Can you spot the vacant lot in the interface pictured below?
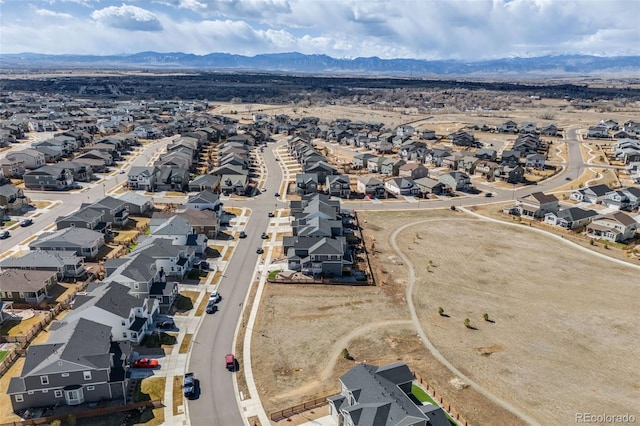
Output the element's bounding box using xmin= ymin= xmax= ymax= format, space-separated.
xmin=367 ymin=209 xmax=640 ymax=425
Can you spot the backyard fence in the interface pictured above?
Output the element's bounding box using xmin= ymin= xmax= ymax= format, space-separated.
xmin=269 ymin=396 xmax=329 ymax=422
xmin=0 ymin=400 xmax=162 ymax=426
xmin=412 ymin=371 xmax=471 ymax=426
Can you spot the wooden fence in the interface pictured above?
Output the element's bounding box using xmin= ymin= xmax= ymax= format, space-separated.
xmin=0 ymin=278 xmax=93 ymax=377
xmin=412 ymin=371 xmax=471 ymax=426
xmin=269 ymin=396 xmax=329 ymax=422
xmin=1 ymin=400 xmax=163 ymax=426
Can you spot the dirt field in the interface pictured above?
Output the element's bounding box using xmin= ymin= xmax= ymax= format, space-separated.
xmin=364 ymin=209 xmax=640 ymax=425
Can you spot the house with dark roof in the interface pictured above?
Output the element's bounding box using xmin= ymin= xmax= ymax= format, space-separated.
xmin=385 ymin=177 xmax=418 ymax=196
xmin=60 ymin=282 xmax=159 ymax=344
xmin=0 ymin=184 xmax=29 ymax=213
xmin=328 ymin=362 xmax=450 ymax=426
xmin=438 ymin=171 xmax=471 ymax=192
xmin=296 ymin=173 xmax=320 ymax=195
xmin=284 ymin=236 xmax=350 ymax=277
xmin=586 ymin=211 xmax=638 ymax=242
xmin=29 ymin=228 xmax=105 ymax=259
xmin=515 ymin=192 xmax=559 ymax=218
xmin=56 ymin=206 xmax=109 ymax=234
xmin=82 ymin=196 xmax=129 ymax=228
xmin=7 ymin=318 xmax=130 ymax=412
xmin=356 ymin=177 xmax=384 ymax=198
xmin=0 ymin=269 xmax=58 ymax=305
xmin=185 ymin=190 xmax=221 ymax=212
xmin=0 ymin=250 xmax=86 ymax=281
xmin=570 ymin=184 xmax=612 ymax=204
xmin=326 ymin=175 xmax=351 ymax=198
xmin=116 ymin=192 xmax=154 ymax=216
xmin=414 ymin=177 xmax=447 ymax=197
xmin=187 ymin=174 xmax=221 ymax=193
xmin=127 ymin=166 xmax=157 ymax=191
xmin=544 ymin=207 xmax=598 ymax=230
xmin=23 ymin=166 xmax=75 ymax=191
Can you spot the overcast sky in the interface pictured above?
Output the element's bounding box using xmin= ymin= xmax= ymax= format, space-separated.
xmin=1 ymin=0 xmax=638 ymax=60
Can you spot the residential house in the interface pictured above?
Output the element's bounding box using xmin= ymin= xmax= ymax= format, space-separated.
xmin=116 ymin=192 xmax=154 ymax=216
xmin=398 ymin=163 xmax=429 ymax=180
xmin=526 ymin=153 xmax=546 ymax=169
xmin=185 ymin=190 xmax=221 ymax=212
xmin=219 ymin=174 xmax=249 ymax=195
xmin=127 ymin=166 xmax=157 ymax=191
xmin=519 ymin=122 xmax=537 ymax=134
xmin=352 ymin=153 xmax=377 ymax=169
xmin=30 ymin=228 xmax=105 ymax=259
xmin=356 ymin=177 xmax=385 ymax=198
xmin=475 ymin=161 xmax=502 ymax=181
xmin=448 ymin=131 xmax=479 ymax=147
xmin=602 ymin=189 xmax=630 ymax=210
xmin=155 ymin=167 xmax=190 ymax=192
xmin=540 ymin=124 xmax=560 ymax=136
xmin=0 ymin=184 xmax=29 ymax=213
xmin=544 ymin=207 xmax=598 ymax=230
xmin=500 ymin=150 xmax=521 ymax=167
xmin=458 ymin=155 xmax=480 ymax=174
xmin=56 ymin=206 xmax=109 ymax=234
xmin=33 ymin=146 xmax=63 ymax=163
xmin=23 ymin=166 xmax=74 ymax=190
xmin=414 ymin=177 xmax=447 ymax=197
xmin=284 ymin=236 xmax=350 ymax=277
xmin=396 ymin=125 xmax=415 ymax=137
xmin=0 ymin=250 xmax=86 ymax=281
xmin=475 ymin=148 xmax=497 ymax=161
xmin=149 ymin=215 xmax=208 ymax=254
xmin=499 ymin=164 xmax=525 ymax=184
xmin=328 ymin=362 xmax=450 ymax=426
xmin=326 ymin=175 xmax=351 ymax=198
xmin=187 ymin=174 xmax=220 ymax=193
xmin=0 ymin=156 xmax=27 ymax=178
xmin=49 ymin=161 xmax=92 ymax=182
xmin=84 ymin=196 xmax=129 ymax=228
xmin=620 ymin=187 xmax=640 ymax=210
xmin=294 ymin=173 xmax=319 ymax=195
xmin=380 ymin=159 xmax=405 ymax=176
xmin=7 ymin=318 xmax=130 ymax=412
xmin=419 ymin=129 xmax=437 ymax=140
xmin=61 ymin=282 xmax=159 ymax=344
xmin=0 ymin=269 xmax=58 ymax=305
xmin=586 ymin=125 xmax=610 ymax=139
xmin=586 ymin=211 xmax=637 ymax=242
xmin=304 ymin=161 xmax=338 ymax=183
xmin=384 ymin=177 xmax=418 ymax=196
xmin=570 ymin=184 xmax=612 ymax=204
xmin=153 ymin=210 xmax=219 ymax=239
xmin=515 ymin=192 xmax=559 ymax=218
xmin=498 ymin=120 xmax=518 ymax=133
xmin=5 ymin=149 xmax=45 ymax=170
xmin=439 ymin=171 xmax=472 ymax=192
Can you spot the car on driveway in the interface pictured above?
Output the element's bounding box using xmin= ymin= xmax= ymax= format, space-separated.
xmin=183 ymin=373 xmax=195 ymax=398
xmin=274 ymin=192 xmax=280 ymax=197
xmin=156 ymin=319 xmax=175 ymax=329
xmin=193 ymin=260 xmax=210 ymax=270
xmin=256 ymin=247 xmax=264 ymax=254
xmin=133 ymin=358 xmax=159 ymax=368
xmin=19 ymin=218 xmax=33 ymax=227
xmin=0 ymin=230 xmax=10 ymax=239
xmin=225 ymin=354 xmax=237 ymax=371
xmin=261 ymin=232 xmax=268 ymax=239
xmin=208 ymin=291 xmax=221 ymax=303
xmin=268 ymin=212 xmax=275 ymax=218
xmin=239 ymin=231 xmax=247 ymax=238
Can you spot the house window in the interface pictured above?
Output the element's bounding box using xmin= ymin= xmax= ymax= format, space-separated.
xmin=19 ymin=292 xmax=25 ymax=299
xmin=40 ymin=376 xmax=49 ymax=385
xmin=87 ymin=386 xmax=95 ymax=391
xmin=15 ymin=395 xmax=23 ymax=402
xmin=123 ymin=332 xmax=127 ymax=338
xmin=83 ymin=371 xmax=92 ymax=380
xmin=54 ymin=390 xmax=63 ymax=398
xmin=121 ymin=320 xmax=126 ymax=326
xmin=61 ymin=373 xmax=69 ymax=378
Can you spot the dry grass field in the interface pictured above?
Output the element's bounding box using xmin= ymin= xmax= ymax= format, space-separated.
xmin=252 ymin=206 xmax=639 ymax=425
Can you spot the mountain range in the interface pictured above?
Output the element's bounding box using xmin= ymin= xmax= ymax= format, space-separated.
xmin=1 ymin=52 xmax=639 ymax=77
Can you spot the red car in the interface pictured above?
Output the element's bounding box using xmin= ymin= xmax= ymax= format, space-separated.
xmin=133 ymin=358 xmax=159 ymax=368
xmin=225 ymin=354 xmax=237 ymax=371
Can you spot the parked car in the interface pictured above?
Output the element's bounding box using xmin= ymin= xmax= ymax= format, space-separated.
xmin=0 ymin=230 xmax=10 ymax=239
xmin=268 ymin=212 xmax=275 ymax=218
xmin=485 ymin=192 xmax=493 ymax=197
xmin=183 ymin=373 xmax=195 ymax=398
xmin=19 ymin=218 xmax=33 ymax=227
xmin=193 ymin=260 xmax=210 ymax=270
xmin=156 ymin=319 xmax=175 ymax=329
xmin=239 ymin=231 xmax=247 ymax=238
xmin=225 ymin=354 xmax=237 ymax=371
xmin=261 ymin=232 xmax=268 ymax=239
xmin=256 ymin=247 xmax=264 ymax=254
xmin=206 ymin=302 xmax=218 ymax=314
xmin=274 ymin=192 xmax=280 ymax=197
xmin=133 ymin=358 xmax=159 ymax=368
xmin=208 ymin=291 xmax=221 ymax=303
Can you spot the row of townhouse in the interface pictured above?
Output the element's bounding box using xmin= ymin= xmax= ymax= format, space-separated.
xmin=586 ymin=119 xmax=640 ymax=139
xmin=513 ymin=191 xmax=639 ymax=243
xmin=283 ymin=194 xmax=353 ymax=278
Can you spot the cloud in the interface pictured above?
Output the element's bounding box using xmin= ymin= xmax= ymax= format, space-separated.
xmin=91 ymin=4 xmax=164 ymax=31
xmin=34 ymin=8 xmax=73 ymax=18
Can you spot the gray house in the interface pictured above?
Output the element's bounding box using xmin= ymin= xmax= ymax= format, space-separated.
xmin=544 ymin=207 xmax=598 ymax=230
xmin=284 ymin=236 xmax=350 ymax=277
xmin=296 ymin=173 xmax=320 ymax=195
xmin=30 ymin=228 xmax=106 ymax=259
xmin=0 ymin=250 xmax=87 ymax=281
xmin=7 ymin=318 xmax=130 ymax=412
xmin=516 ymin=192 xmax=559 ymax=218
xmin=84 ymin=196 xmax=130 ymax=228
xmin=326 ymin=175 xmax=351 ymax=198
xmin=56 ymin=206 xmax=108 ymax=233
xmin=23 ymin=166 xmax=75 ymax=190
xmin=439 ymin=171 xmax=472 ymax=192
xmin=328 ymin=362 xmax=450 ymax=426
xmin=117 ymin=192 xmax=154 ymax=216
xmin=0 ymin=269 xmax=58 ymax=305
